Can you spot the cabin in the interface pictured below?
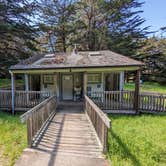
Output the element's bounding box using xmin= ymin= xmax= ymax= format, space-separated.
xmin=8 ymin=50 xmax=143 ymax=113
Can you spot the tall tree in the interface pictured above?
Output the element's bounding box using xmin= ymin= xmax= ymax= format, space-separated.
xmin=137 ymin=37 xmax=166 ymax=84
xmin=106 ymin=0 xmax=149 ymax=56
xmin=38 ymin=0 xmax=77 ymax=52
xmin=75 ymin=0 xmax=148 ymax=53
xmin=0 ymin=0 xmax=38 ymax=77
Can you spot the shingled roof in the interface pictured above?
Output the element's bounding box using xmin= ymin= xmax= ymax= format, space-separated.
xmin=10 ymin=50 xmax=143 ymax=70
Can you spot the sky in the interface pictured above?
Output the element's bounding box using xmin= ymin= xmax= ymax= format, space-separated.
xmin=140 ymin=0 xmax=166 ymax=35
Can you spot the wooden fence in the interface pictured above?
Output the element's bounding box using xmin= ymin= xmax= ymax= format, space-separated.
xmin=20 ymin=96 xmax=57 ymax=147
xmin=140 ymin=92 xmax=166 ymax=112
xmin=85 ymin=95 xmax=111 ymax=152
xmin=87 ymin=91 xmax=166 ymax=113
xmin=0 ymin=90 xmax=55 ymax=111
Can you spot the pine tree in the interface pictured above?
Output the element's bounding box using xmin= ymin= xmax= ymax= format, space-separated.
xmin=0 ymin=0 xmax=38 ymax=77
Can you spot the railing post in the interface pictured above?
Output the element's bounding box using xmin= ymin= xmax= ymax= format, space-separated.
xmin=11 ymin=72 xmax=15 ymax=115
xmin=134 ymin=70 xmax=140 ymax=114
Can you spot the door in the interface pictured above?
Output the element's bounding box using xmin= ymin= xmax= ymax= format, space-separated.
xmin=62 ymin=74 xmax=73 ymax=100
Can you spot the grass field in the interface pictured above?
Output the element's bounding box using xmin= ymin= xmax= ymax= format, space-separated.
xmin=0 ymin=79 xmax=24 ymax=89
xmin=0 ymin=112 xmax=26 ymax=166
xmin=108 ymin=114 xmax=166 ymax=166
xmin=124 ymin=82 xmax=166 ymax=94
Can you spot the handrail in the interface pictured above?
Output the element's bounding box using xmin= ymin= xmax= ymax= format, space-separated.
xmin=85 ymin=95 xmax=110 ymax=128
xmin=20 ymin=95 xmax=56 ymax=123
xmin=20 ymin=95 xmax=57 ymax=147
xmin=85 ymin=95 xmax=111 ymax=152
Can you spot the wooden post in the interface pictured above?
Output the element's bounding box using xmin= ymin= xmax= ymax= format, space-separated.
xmin=134 ymin=70 xmax=140 ymax=114
xmin=25 ymin=74 xmax=29 ymax=103
xmin=119 ymin=72 xmax=124 ymax=105
xmin=119 ymin=72 xmax=124 ymax=91
xmin=11 ymin=72 xmax=15 ymax=115
xmin=25 ymin=74 xmax=29 ymax=91
xmin=83 ymin=72 xmax=87 ymax=95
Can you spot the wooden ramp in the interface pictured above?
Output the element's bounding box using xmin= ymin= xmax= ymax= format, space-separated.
xmin=15 ymin=103 xmax=109 ymax=166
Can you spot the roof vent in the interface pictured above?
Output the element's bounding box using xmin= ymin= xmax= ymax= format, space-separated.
xmin=89 ymin=52 xmax=101 ymax=56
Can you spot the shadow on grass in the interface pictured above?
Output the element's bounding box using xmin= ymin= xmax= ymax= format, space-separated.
xmin=109 ymin=130 xmax=141 ymax=166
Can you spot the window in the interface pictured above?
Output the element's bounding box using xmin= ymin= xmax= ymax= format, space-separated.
xmin=43 ymin=75 xmax=54 ymax=84
xmin=87 ymin=73 xmax=101 ymax=84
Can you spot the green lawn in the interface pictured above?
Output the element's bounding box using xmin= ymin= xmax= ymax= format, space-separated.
xmin=0 ymin=79 xmax=24 ymax=89
xmin=108 ymin=114 xmax=166 ymax=166
xmin=0 ymin=112 xmax=26 ymax=166
xmin=124 ymin=82 xmax=166 ymax=94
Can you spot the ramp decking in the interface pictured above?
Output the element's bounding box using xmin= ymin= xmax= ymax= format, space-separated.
xmin=15 ymin=103 xmax=109 ymax=166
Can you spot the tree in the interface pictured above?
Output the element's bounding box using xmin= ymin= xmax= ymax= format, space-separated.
xmin=137 ymin=37 xmax=166 ymax=84
xmin=0 ymin=0 xmax=38 ymax=77
xmin=38 ymin=0 xmax=77 ymax=52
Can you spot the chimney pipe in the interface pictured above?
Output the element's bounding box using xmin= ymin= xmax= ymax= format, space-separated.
xmin=73 ymin=44 xmax=78 ymax=54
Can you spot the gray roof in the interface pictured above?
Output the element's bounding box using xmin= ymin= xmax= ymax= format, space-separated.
xmin=10 ymin=50 xmax=143 ymax=70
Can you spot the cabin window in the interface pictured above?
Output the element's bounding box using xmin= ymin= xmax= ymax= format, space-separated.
xmin=87 ymin=73 xmax=101 ymax=84
xmin=43 ymin=75 xmax=54 ymax=84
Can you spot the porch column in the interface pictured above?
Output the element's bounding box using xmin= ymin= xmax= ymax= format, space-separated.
xmin=119 ymin=72 xmax=124 ymax=105
xmin=134 ymin=69 xmax=140 ymax=114
xmin=83 ymin=72 xmax=87 ymax=95
xmin=25 ymin=74 xmax=29 ymax=102
xmin=25 ymin=74 xmax=29 ymax=91
xmin=119 ymin=72 xmax=124 ymax=91
xmin=11 ymin=72 xmax=15 ymax=115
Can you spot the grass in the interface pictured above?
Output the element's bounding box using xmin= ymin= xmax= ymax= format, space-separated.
xmin=124 ymin=82 xmax=166 ymax=94
xmin=107 ymin=114 xmax=166 ymax=166
xmin=0 ymin=78 xmax=24 ymax=89
xmin=0 ymin=112 xmax=26 ymax=166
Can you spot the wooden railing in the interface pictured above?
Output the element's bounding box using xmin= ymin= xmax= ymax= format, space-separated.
xmin=87 ymin=91 xmax=166 ymax=113
xmin=20 ymin=96 xmax=57 ymax=147
xmin=140 ymin=92 xmax=166 ymax=112
xmin=85 ymin=95 xmax=111 ymax=152
xmin=0 ymin=90 xmax=12 ymax=108
xmin=0 ymin=90 xmax=55 ymax=111
xmin=88 ymin=91 xmax=135 ymax=111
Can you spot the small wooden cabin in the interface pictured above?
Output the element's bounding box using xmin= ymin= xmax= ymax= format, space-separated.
xmin=9 ymin=50 xmax=143 ymax=111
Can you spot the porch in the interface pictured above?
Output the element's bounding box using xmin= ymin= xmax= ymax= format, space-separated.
xmin=5 ymin=67 xmax=142 ymax=113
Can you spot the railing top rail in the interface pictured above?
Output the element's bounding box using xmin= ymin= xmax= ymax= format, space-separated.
xmin=140 ymin=91 xmax=166 ymax=96
xmin=20 ymin=95 xmax=56 ymax=123
xmin=85 ymin=95 xmax=111 ymax=128
xmin=88 ymin=90 xmax=166 ymax=96
xmin=0 ymin=90 xmax=12 ymax=92
xmin=0 ymin=90 xmax=55 ymax=93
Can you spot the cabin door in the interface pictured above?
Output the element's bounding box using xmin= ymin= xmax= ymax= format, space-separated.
xmin=62 ymin=74 xmax=73 ymax=100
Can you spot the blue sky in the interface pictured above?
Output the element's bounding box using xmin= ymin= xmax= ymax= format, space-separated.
xmin=141 ymin=0 xmax=166 ymax=35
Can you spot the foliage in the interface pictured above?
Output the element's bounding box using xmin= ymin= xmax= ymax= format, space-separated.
xmin=124 ymin=81 xmax=166 ymax=94
xmin=108 ymin=114 xmax=166 ymax=166
xmin=0 ymin=78 xmax=24 ymax=89
xmin=0 ymin=0 xmax=38 ymax=77
xmin=136 ymin=37 xmax=166 ymax=84
xmin=38 ymin=0 xmax=148 ymax=53
xmin=0 ymin=112 xmax=26 ymax=166
xmin=38 ymin=0 xmax=77 ymax=52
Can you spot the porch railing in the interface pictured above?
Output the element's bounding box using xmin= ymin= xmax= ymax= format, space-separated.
xmin=140 ymin=92 xmax=166 ymax=112
xmin=20 ymin=95 xmax=57 ymax=147
xmin=85 ymin=95 xmax=111 ymax=152
xmin=87 ymin=91 xmax=166 ymax=113
xmin=0 ymin=90 xmax=55 ymax=111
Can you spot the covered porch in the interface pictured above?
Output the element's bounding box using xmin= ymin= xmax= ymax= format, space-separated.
xmin=3 ymin=66 xmax=141 ymax=113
